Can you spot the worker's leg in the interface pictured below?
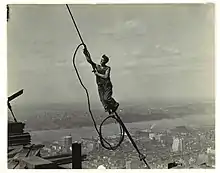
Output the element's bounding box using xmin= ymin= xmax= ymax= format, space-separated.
xmin=103 ymin=83 xmax=119 ymax=113
xmin=98 ymin=85 xmax=108 ymax=112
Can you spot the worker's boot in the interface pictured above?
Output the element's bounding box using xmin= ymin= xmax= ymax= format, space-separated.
xmin=111 ymin=102 xmax=119 ymax=113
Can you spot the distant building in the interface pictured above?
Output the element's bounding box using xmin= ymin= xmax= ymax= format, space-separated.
xmin=207 ymin=147 xmax=215 ymax=155
xmin=155 ymin=134 xmax=162 ymax=142
xmin=96 ymin=140 xmax=101 ymax=150
xmin=199 ymin=134 xmax=206 ymax=148
xmin=179 ymin=138 xmax=184 ymax=152
xmin=161 ymin=135 xmax=173 ymax=148
xmin=86 ymin=143 xmax=94 ymax=153
xmin=126 ymin=161 xmax=132 ymax=169
xmin=149 ymin=132 xmax=155 ymax=140
xmin=137 ymin=130 xmax=150 ymax=138
xmin=125 ymin=160 xmax=140 ymax=169
xmin=171 ymin=136 xmax=185 ymax=153
xmin=206 ymin=148 xmax=215 ymax=166
xmin=97 ymin=165 xmax=106 ymax=169
xmin=196 ymin=153 xmax=209 ymax=165
xmin=172 ymin=137 xmax=179 ymax=152
xmin=188 ymin=157 xmax=195 ymax=166
xmin=63 ymin=134 xmax=72 ymax=153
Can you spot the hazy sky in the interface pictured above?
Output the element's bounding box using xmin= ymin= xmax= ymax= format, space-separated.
xmin=7 ymin=4 xmax=214 ymax=107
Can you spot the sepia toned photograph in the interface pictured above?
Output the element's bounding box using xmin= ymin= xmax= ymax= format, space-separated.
xmin=7 ymin=3 xmax=215 ymax=169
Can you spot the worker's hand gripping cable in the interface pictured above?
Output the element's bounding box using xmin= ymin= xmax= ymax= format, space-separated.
xmin=82 ymin=45 xmax=96 ymax=73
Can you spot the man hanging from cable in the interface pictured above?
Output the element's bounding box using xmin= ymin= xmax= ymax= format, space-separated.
xmin=83 ymin=46 xmax=119 ymax=114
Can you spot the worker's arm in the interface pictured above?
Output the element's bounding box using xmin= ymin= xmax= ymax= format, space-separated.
xmin=95 ymin=67 xmax=110 ymax=79
xmin=83 ymin=47 xmax=97 ymax=69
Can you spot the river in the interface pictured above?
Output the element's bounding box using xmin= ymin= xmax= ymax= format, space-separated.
xmin=30 ymin=113 xmax=214 ymax=144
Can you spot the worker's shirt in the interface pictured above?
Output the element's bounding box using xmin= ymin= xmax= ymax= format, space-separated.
xmin=95 ymin=64 xmax=112 ymax=86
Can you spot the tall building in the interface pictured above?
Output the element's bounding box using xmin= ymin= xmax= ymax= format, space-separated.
xmin=179 ymin=138 xmax=184 ymax=152
xmin=199 ymin=134 xmax=206 ymax=149
xmin=63 ymin=134 xmax=72 ymax=153
xmin=172 ymin=137 xmax=179 ymax=152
